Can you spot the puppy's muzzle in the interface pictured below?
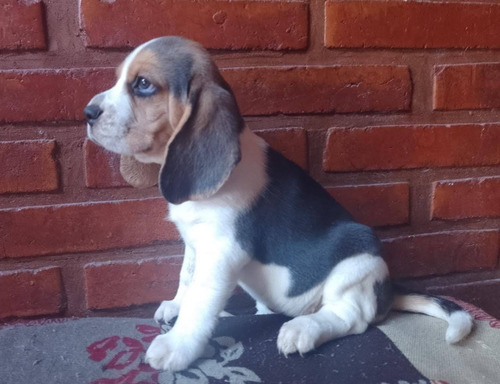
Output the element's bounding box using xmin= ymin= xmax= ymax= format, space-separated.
xmin=84 ymin=104 xmax=103 ymax=126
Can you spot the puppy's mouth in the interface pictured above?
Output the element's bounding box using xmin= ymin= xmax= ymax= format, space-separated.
xmin=88 ymin=125 xmax=154 ymax=157
xmin=86 ymin=124 xmax=99 ymax=144
xmin=87 ymin=128 xmax=127 ymax=154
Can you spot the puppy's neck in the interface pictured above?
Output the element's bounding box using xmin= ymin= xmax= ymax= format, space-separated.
xmin=215 ymin=126 xmax=268 ymax=200
xmin=171 ymin=126 xmax=268 ymax=210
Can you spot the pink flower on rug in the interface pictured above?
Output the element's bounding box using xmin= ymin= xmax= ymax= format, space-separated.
xmin=86 ymin=324 xmax=261 ymax=384
xmin=136 ymin=324 xmax=161 ymax=343
xmin=88 ymin=336 xmax=121 ymax=362
xmin=87 ymin=331 xmax=158 ymax=384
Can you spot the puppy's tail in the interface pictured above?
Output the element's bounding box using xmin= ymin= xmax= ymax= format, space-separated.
xmin=392 ymin=287 xmax=473 ymax=344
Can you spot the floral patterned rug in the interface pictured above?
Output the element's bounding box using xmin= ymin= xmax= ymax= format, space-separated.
xmin=1 ymin=300 xmax=499 ymax=384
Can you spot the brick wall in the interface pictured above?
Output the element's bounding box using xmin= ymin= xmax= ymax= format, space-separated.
xmin=0 ymin=0 xmax=499 ymax=320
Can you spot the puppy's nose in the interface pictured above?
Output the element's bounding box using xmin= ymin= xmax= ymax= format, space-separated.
xmin=84 ymin=105 xmax=103 ymax=125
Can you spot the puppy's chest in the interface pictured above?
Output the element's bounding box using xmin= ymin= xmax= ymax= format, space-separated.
xmin=169 ymin=202 xmax=240 ymax=248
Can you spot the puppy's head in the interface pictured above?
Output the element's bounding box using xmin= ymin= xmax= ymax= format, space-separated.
xmin=84 ymin=36 xmax=244 ymax=203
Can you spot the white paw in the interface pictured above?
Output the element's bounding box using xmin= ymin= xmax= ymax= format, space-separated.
xmin=145 ymin=332 xmax=205 ymax=372
xmin=277 ymin=317 xmax=320 ymax=356
xmin=154 ymin=300 xmax=180 ymax=324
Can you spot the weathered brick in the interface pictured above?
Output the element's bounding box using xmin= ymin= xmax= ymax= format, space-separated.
xmin=80 ymin=0 xmax=308 ymax=50
xmin=325 ymin=1 xmax=500 ymax=49
xmin=432 ymin=177 xmax=500 ymax=220
xmin=0 ymin=0 xmax=46 ymax=50
xmin=327 ymin=183 xmax=409 ymax=227
xmin=84 ymin=139 xmax=128 ymax=188
xmin=84 ymin=256 xmax=182 ymax=309
xmin=0 ymin=140 xmax=58 ymax=194
xmin=0 ymin=198 xmax=177 ymax=258
xmin=0 ymin=267 xmax=62 ymax=319
xmin=434 ymin=63 xmax=500 ymax=110
xmin=0 ymin=67 xmax=410 ymax=124
xmin=223 ymin=66 xmax=411 ymax=115
xmin=383 ymin=230 xmax=499 ymax=278
xmin=0 ymin=68 xmax=114 ymax=123
xmin=255 ymin=127 xmax=308 ymax=170
xmin=0 ymin=65 xmax=409 ymax=121
xmin=324 ymin=124 xmax=500 ymax=172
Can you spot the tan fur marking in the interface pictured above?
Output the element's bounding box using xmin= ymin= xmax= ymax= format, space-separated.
xmin=393 ymin=295 xmax=430 ymax=310
xmin=117 ymin=49 xmax=176 ymax=181
xmin=120 ymin=155 xmax=160 ymax=188
xmin=119 ymin=49 xmax=174 ymax=162
xmin=126 ymin=49 xmax=163 ymax=85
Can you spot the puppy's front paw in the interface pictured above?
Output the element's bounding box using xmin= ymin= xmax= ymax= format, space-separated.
xmin=145 ymin=332 xmax=204 ymax=372
xmin=154 ymin=300 xmax=180 ymax=324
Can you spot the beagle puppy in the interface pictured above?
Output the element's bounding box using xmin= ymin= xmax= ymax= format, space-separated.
xmin=84 ymin=36 xmax=473 ymax=372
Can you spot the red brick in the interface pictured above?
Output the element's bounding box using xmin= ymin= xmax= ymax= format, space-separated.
xmin=327 ymin=183 xmax=409 ymax=227
xmin=0 ymin=198 xmax=177 ymax=258
xmin=434 ymin=63 xmax=500 ymax=110
xmin=0 ymin=67 xmax=410 ymax=123
xmin=432 ymin=177 xmax=500 ymax=220
xmin=223 ymin=66 xmax=411 ymax=115
xmin=325 ymin=1 xmax=500 ymax=49
xmin=0 ymin=0 xmax=46 ymax=50
xmin=0 ymin=68 xmax=114 ymax=123
xmin=80 ymin=0 xmax=308 ymax=50
xmin=0 ymin=267 xmax=62 ymax=319
xmin=255 ymin=128 xmax=308 ymax=170
xmin=84 ymin=256 xmax=182 ymax=310
xmin=383 ymin=230 xmax=499 ymax=278
xmin=323 ymin=124 xmax=500 ymax=172
xmin=0 ymin=140 xmax=58 ymax=194
xmin=84 ymin=139 xmax=128 ymax=189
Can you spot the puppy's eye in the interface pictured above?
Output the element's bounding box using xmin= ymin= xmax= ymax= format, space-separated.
xmin=132 ymin=76 xmax=156 ymax=97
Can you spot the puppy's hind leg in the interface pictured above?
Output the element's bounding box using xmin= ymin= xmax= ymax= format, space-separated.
xmin=277 ymin=253 xmax=388 ymax=356
xmin=277 ymin=300 xmax=369 ymax=356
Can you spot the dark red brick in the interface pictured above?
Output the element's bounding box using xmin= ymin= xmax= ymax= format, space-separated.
xmin=0 ymin=140 xmax=58 ymax=194
xmin=0 ymin=68 xmax=114 ymax=123
xmin=0 ymin=267 xmax=62 ymax=319
xmin=256 ymin=128 xmax=308 ymax=170
xmin=325 ymin=1 xmax=500 ymax=49
xmin=0 ymin=0 xmax=46 ymax=50
xmin=223 ymin=66 xmax=411 ymax=115
xmin=0 ymin=198 xmax=177 ymax=258
xmin=432 ymin=177 xmax=500 ymax=220
xmin=324 ymin=124 xmax=500 ymax=172
xmin=84 ymin=139 xmax=128 ymax=189
xmin=327 ymin=183 xmax=409 ymax=227
xmin=84 ymin=256 xmax=182 ymax=310
xmin=434 ymin=63 xmax=500 ymax=110
xmin=80 ymin=0 xmax=308 ymax=50
xmin=383 ymin=230 xmax=499 ymax=278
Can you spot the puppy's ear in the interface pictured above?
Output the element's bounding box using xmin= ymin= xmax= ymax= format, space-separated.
xmin=159 ymin=75 xmax=244 ymax=204
xmin=120 ymin=155 xmax=160 ymax=188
